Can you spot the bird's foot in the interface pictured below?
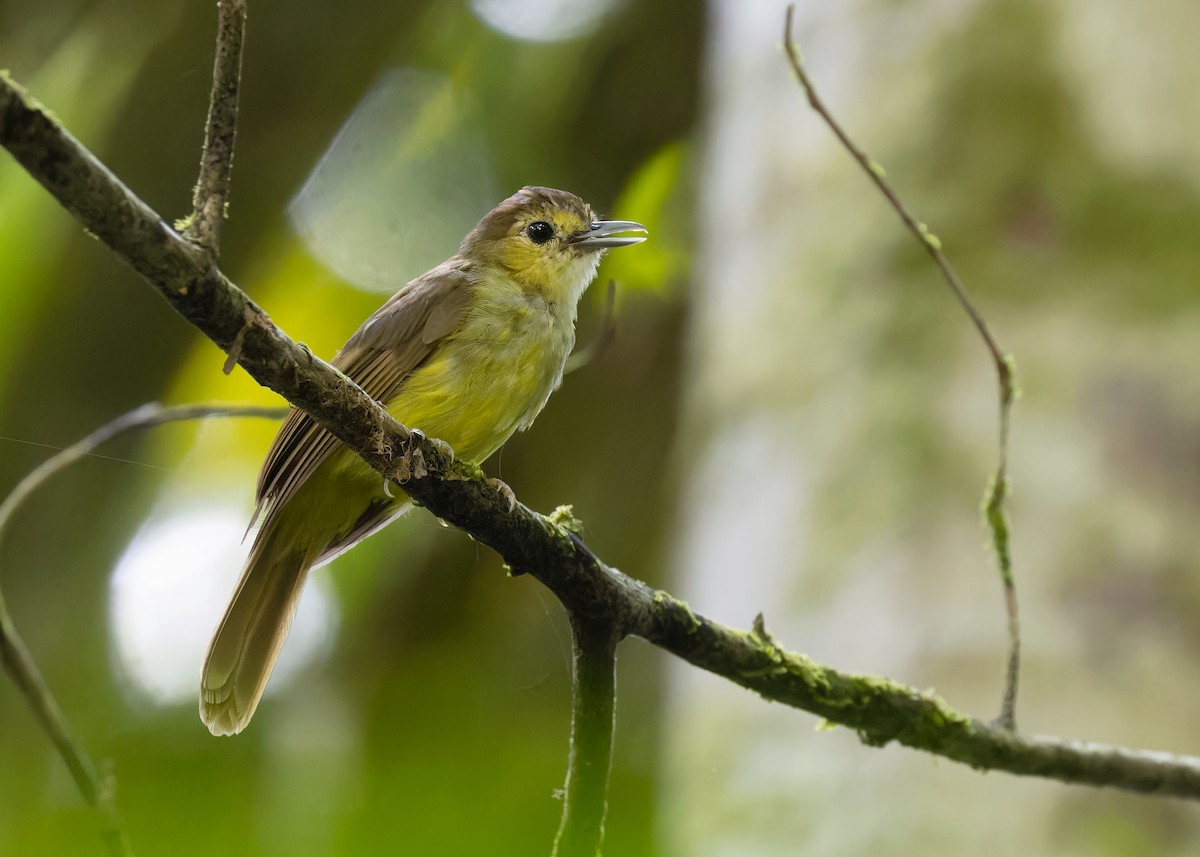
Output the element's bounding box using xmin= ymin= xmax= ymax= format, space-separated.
xmin=395 ymin=429 xmax=456 ymax=484
xmin=424 ymin=433 xmax=455 ymax=464
xmin=487 ymin=476 xmax=518 ymax=512
xmin=395 ymin=429 xmax=429 ymax=483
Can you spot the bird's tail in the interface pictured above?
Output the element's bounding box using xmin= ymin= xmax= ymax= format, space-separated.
xmin=200 ymin=519 xmax=314 ymax=736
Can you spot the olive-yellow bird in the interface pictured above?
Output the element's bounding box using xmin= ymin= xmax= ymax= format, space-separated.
xmin=201 ymin=186 xmax=646 ymax=735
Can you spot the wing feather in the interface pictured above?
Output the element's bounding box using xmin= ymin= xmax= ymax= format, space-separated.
xmin=252 ymin=262 xmax=473 ymax=522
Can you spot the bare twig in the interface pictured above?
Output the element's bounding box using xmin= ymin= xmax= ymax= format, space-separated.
xmin=782 ymin=5 xmax=1020 ymax=730
xmin=183 ymin=0 xmax=247 ymax=256
xmin=553 ymin=614 xmax=619 ymax=857
xmin=565 ymin=280 xmax=618 ymax=375
xmin=0 ymin=403 xmax=285 ymax=856
xmin=0 ymin=403 xmax=284 ymax=537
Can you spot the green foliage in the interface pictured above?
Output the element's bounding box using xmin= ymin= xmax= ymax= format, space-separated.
xmin=601 ymin=140 xmax=693 ymax=296
xmin=0 ymin=14 xmax=160 ymax=404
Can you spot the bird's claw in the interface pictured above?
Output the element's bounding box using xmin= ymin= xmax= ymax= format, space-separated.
xmin=395 ymin=429 xmax=429 ymax=483
xmin=392 ymin=428 xmax=457 ymax=489
xmin=487 ymin=477 xmax=517 ymax=512
xmin=425 ymin=434 xmax=455 ymax=463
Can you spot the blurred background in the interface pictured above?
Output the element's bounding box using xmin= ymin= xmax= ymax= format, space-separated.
xmin=1 ymin=0 xmax=1199 ymax=854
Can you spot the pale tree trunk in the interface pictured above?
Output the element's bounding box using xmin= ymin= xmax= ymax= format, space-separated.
xmin=664 ymin=0 xmax=1200 ymax=853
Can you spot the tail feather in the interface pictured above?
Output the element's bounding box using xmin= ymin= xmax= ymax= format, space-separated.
xmin=200 ymin=523 xmax=314 ymax=736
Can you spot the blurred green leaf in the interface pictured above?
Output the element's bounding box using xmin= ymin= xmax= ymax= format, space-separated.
xmin=599 ymin=140 xmax=692 ymax=298
xmin=0 ymin=5 xmax=175 ymax=402
xmin=289 ymin=69 xmax=498 ymax=293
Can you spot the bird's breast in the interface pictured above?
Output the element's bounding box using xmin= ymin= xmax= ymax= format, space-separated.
xmin=385 ymin=285 xmax=576 ymax=463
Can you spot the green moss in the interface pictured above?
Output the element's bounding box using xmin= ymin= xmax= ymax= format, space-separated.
xmin=793 ymin=656 xmax=836 ymax=696
xmin=449 ymin=459 xmax=484 ymax=482
xmin=651 ymin=590 xmax=701 ymax=634
xmin=744 ymin=618 xmax=790 ymax=679
xmin=547 ymin=504 xmax=584 ymax=536
xmin=848 ymin=680 xmax=974 ymax=751
xmin=917 ymin=221 xmax=942 ymax=251
xmin=1002 ymin=352 xmax=1017 ymax=378
xmin=982 ymin=473 xmax=1013 ymax=580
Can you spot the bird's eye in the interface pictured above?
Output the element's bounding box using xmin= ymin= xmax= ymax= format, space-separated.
xmin=526 ymin=221 xmax=554 ymax=245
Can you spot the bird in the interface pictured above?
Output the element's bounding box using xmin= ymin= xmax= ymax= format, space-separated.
xmin=200 ymin=186 xmax=646 ymax=735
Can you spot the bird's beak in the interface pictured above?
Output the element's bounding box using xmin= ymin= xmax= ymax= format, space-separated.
xmin=570 ymin=220 xmax=648 ymax=251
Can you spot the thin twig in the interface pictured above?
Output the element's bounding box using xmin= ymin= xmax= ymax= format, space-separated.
xmin=184 ymin=0 xmax=247 ymax=256
xmin=565 ymin=280 xmax=618 ymax=375
xmin=782 ymin=5 xmax=1020 ymax=730
xmin=0 ymin=402 xmax=285 ymax=856
xmin=553 ymin=615 xmax=619 ymax=857
xmin=0 ymin=404 xmax=284 ymax=535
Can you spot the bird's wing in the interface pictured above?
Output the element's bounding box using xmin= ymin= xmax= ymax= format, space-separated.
xmin=252 ymin=262 xmax=473 ymax=523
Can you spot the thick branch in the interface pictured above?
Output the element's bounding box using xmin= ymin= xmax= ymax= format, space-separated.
xmin=4 ymin=71 xmax=1200 ymax=802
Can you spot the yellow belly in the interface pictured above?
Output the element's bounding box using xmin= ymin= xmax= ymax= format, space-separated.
xmin=390 ymin=341 xmax=558 ymax=463
xmin=275 ymin=284 xmax=576 ymax=559
xmin=391 ymin=284 xmax=575 ymax=460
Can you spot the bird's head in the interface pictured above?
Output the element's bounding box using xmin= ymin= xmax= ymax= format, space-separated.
xmin=460 ymin=186 xmax=646 ymax=302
